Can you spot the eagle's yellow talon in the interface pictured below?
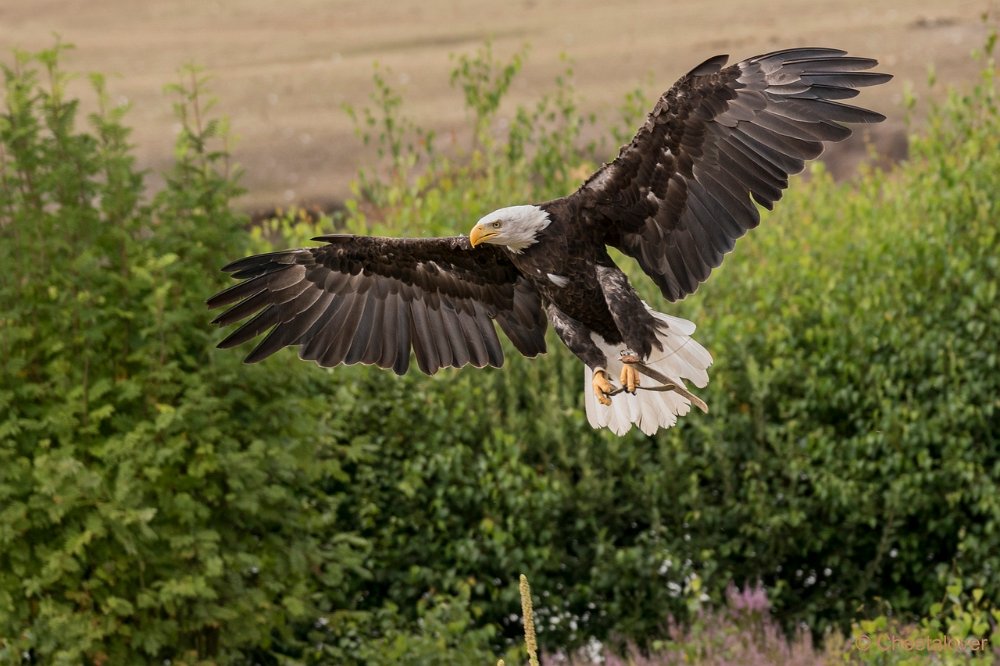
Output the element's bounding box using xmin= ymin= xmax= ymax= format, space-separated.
xmin=592 ymin=369 xmax=614 ymax=406
xmin=620 ymin=364 xmax=640 ymax=394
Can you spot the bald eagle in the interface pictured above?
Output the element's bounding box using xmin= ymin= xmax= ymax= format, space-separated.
xmin=208 ymin=48 xmax=890 ymax=436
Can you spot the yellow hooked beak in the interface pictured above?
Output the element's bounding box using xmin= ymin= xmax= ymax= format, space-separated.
xmin=469 ymin=225 xmax=498 ymax=248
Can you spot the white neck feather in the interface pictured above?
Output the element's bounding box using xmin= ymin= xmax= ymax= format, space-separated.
xmin=480 ymin=204 xmax=551 ymax=253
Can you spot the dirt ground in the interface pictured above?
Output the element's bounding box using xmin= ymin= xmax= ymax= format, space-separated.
xmin=1 ymin=0 xmax=994 ymax=212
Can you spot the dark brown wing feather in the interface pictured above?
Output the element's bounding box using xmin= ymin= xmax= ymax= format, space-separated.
xmin=574 ymin=47 xmax=891 ymax=301
xmin=207 ymin=235 xmax=547 ymax=375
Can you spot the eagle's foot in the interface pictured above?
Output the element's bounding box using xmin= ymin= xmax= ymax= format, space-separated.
xmin=592 ymin=369 xmax=614 ymax=406
xmin=619 ymin=364 xmax=640 ymax=394
xmin=618 ymin=349 xmax=640 ymax=394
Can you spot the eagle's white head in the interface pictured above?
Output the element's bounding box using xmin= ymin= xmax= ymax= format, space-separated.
xmin=468 ymin=204 xmax=551 ymax=254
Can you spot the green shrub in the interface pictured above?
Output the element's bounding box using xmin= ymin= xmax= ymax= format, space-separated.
xmin=0 ymin=46 xmax=370 ymax=664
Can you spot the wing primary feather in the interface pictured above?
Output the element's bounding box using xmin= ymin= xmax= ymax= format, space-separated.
xmin=217 ymin=304 xmax=280 ymax=350
xmin=211 ymin=287 xmax=270 ymax=325
xmin=221 ymin=250 xmax=300 ymax=277
xmin=729 ymin=129 xmax=807 ymax=173
xmin=694 ymin=168 xmax=761 ymax=236
xmin=321 ymin=291 xmax=366 ymax=367
xmin=768 ymin=97 xmax=885 ymax=124
xmin=244 ymin=290 xmax=328 ymax=363
xmin=716 ymin=149 xmax=783 ymax=206
xmin=667 ymin=231 xmax=703 ymax=294
xmin=785 ymin=84 xmax=860 ymax=101
xmin=207 ymin=274 xmax=269 ymax=308
xmin=753 ymin=109 xmax=841 ymax=142
xmin=753 ymin=48 xmax=847 ymax=71
xmin=360 ymin=293 xmax=388 ymax=365
xmin=408 ymin=298 xmax=439 ymax=374
xmin=781 ymin=56 xmax=879 ymax=71
xmin=473 ymin=302 xmax=505 ymax=367
xmin=387 ymin=298 xmax=411 ymax=374
xmin=740 ymin=122 xmax=824 ymax=159
xmin=298 ymin=294 xmax=351 ymax=362
xmin=343 ymin=293 xmax=379 ymax=365
xmin=457 ymin=309 xmax=490 ymax=367
xmin=426 ymin=301 xmax=454 ymax=369
xmin=799 ymin=72 xmax=893 ymax=88
xmin=439 ymin=301 xmax=471 ymax=368
xmin=720 ymin=133 xmax=787 ymax=182
xmin=686 ymin=181 xmax=737 ymax=256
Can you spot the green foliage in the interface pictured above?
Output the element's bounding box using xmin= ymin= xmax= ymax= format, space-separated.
xmin=0 ymin=46 xmax=367 ymax=663
xmin=450 ymin=41 xmax=526 ymax=148
xmin=343 ymin=63 xmax=436 ymax=190
xmin=2 ymin=33 xmax=1000 ymax=664
xmin=847 ymin=570 xmax=1000 ymax=665
xmin=342 ymin=586 xmax=518 ymax=666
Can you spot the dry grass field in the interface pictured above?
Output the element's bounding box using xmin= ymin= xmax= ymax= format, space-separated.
xmin=1 ymin=0 xmax=993 ymax=211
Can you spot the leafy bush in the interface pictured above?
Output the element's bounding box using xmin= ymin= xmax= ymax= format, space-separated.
xmin=0 ymin=46 xmax=369 ymax=664
xmin=2 ymin=34 xmax=999 ymax=664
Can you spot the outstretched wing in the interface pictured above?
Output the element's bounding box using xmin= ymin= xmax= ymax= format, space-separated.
xmin=575 ymin=48 xmax=891 ymax=301
xmin=207 ymin=235 xmax=547 ymax=375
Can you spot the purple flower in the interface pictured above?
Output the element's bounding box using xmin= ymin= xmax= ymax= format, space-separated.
xmin=726 ymin=580 xmax=771 ymax=615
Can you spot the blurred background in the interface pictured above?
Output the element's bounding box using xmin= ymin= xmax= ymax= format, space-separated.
xmin=0 ymin=0 xmax=989 ymax=210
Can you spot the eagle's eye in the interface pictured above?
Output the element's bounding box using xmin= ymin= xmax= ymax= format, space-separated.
xmin=492 ymin=221 xmax=501 ymax=228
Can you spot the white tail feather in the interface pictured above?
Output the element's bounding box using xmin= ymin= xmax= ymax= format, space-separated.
xmin=584 ymin=306 xmax=713 ymax=436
